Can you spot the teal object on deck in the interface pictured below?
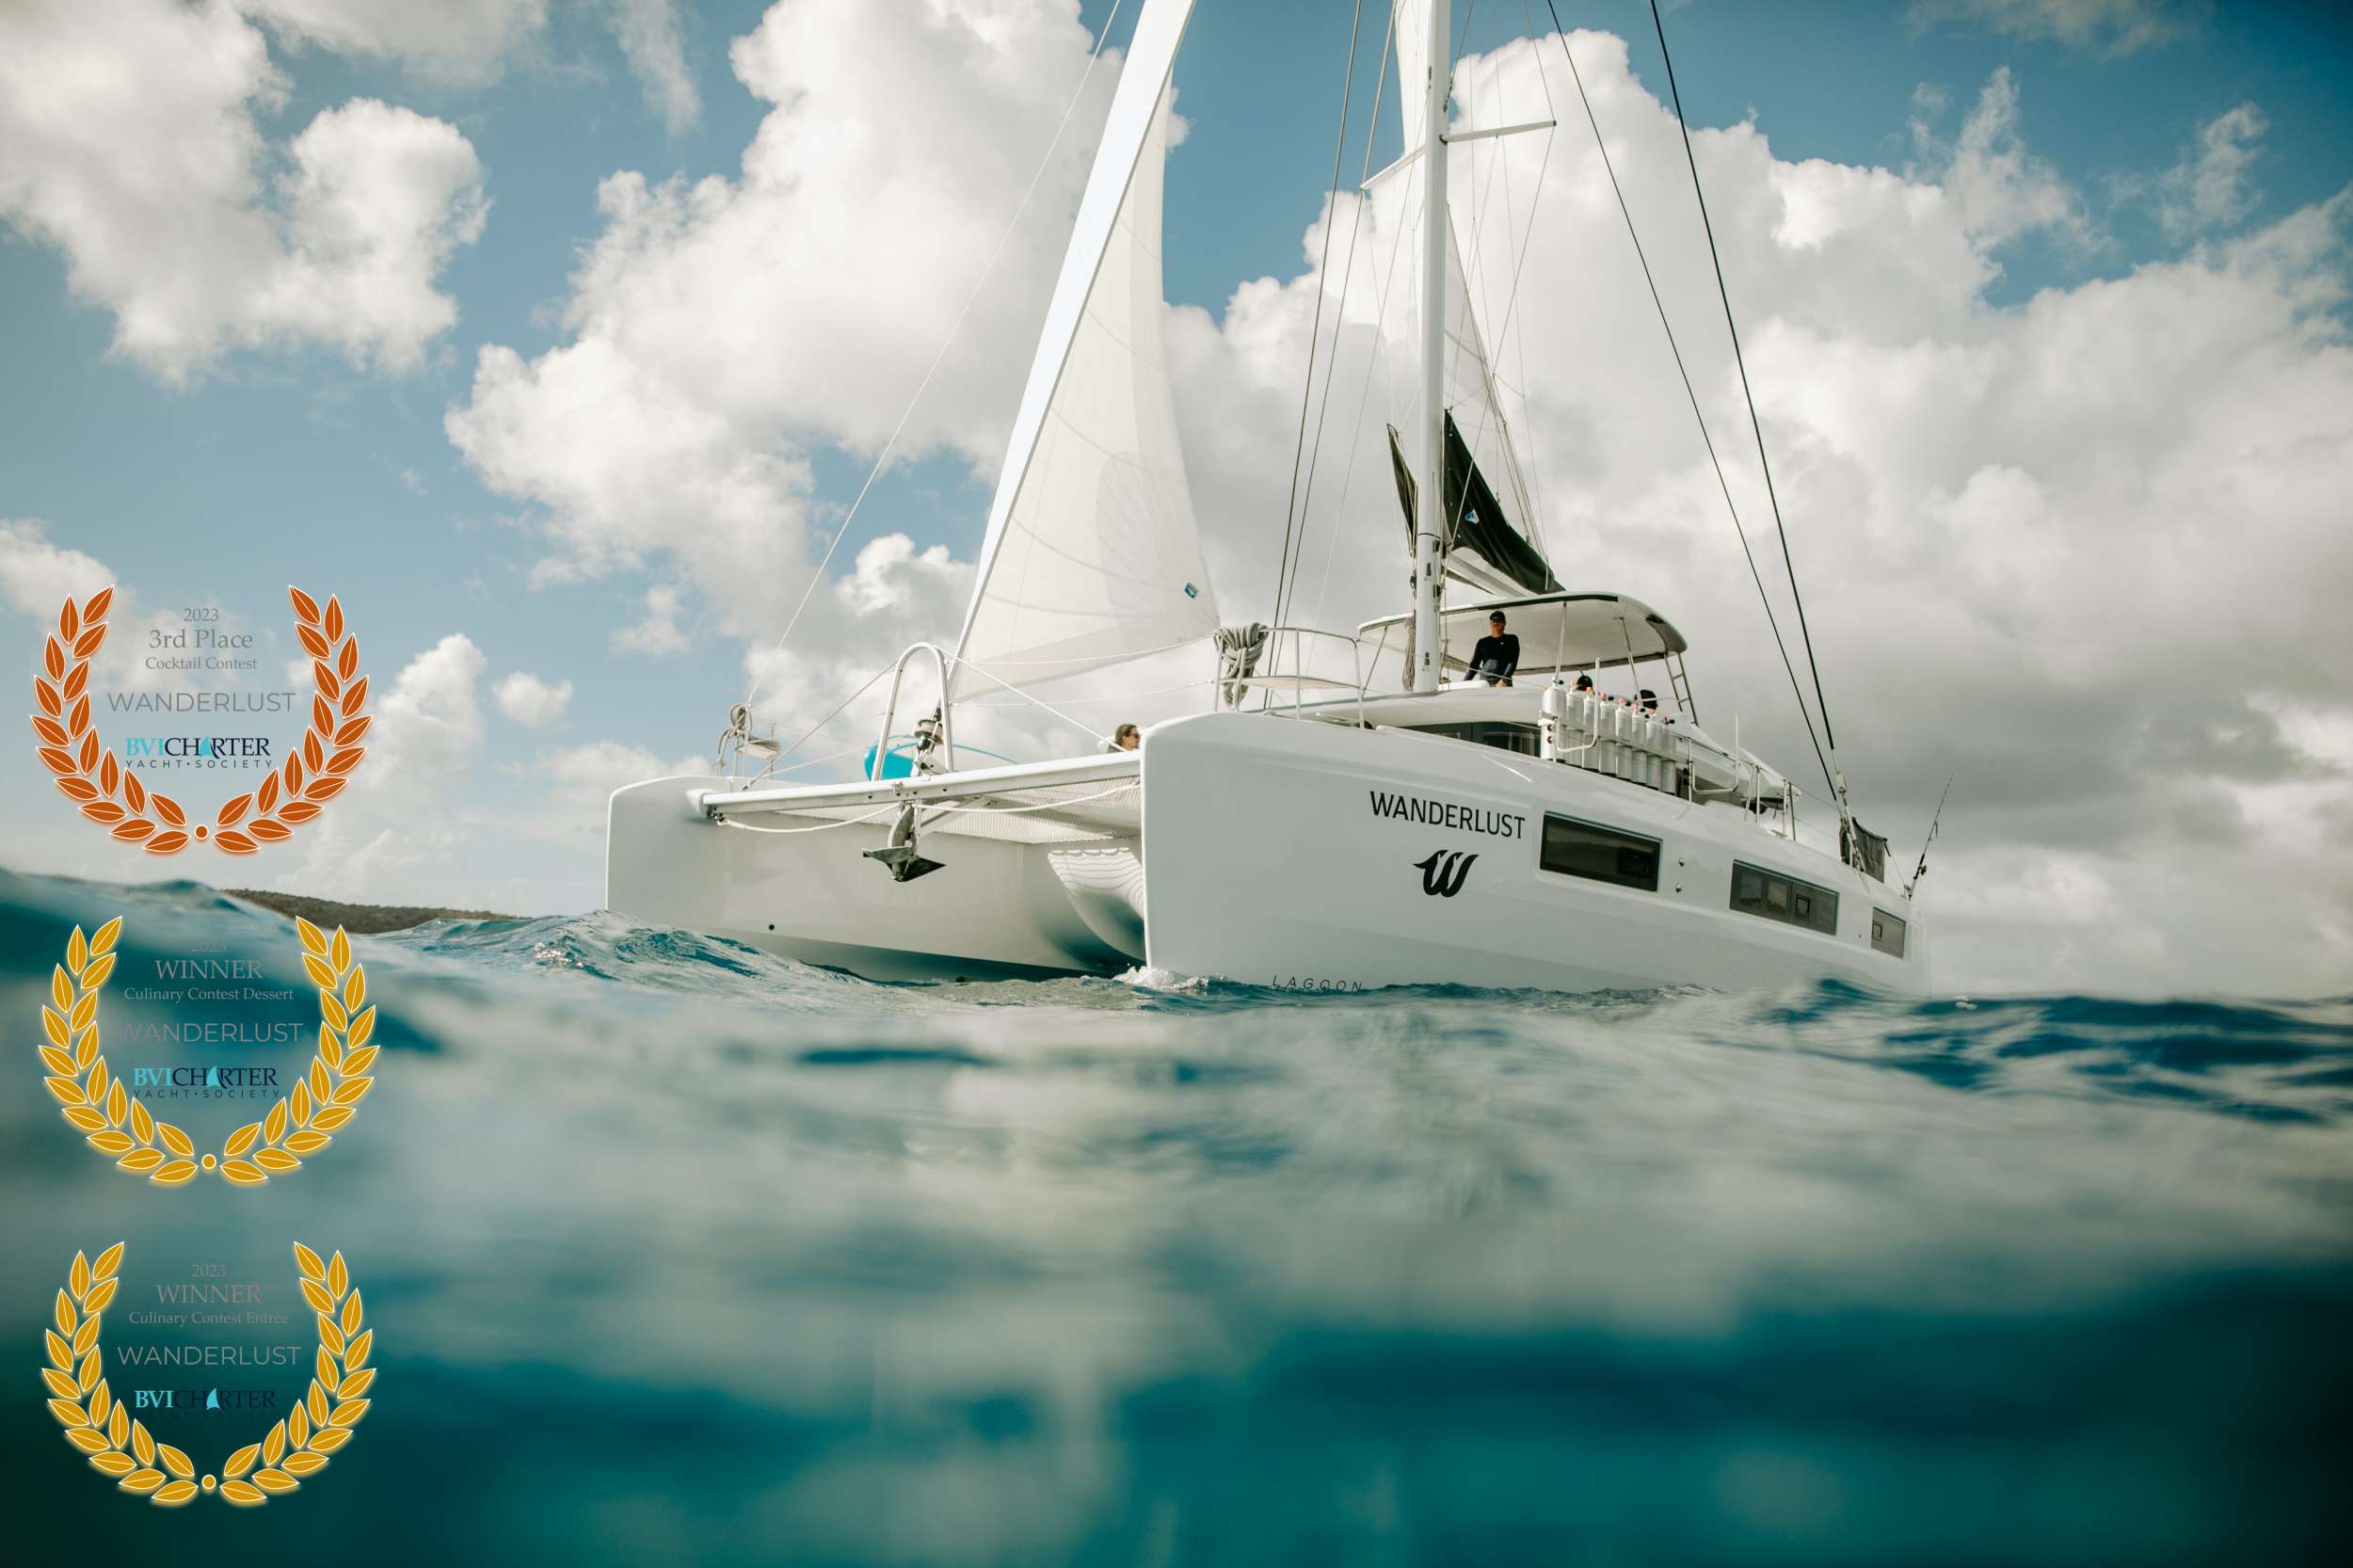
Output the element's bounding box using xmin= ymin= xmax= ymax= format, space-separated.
xmin=862 ymin=737 xmax=1013 ymax=779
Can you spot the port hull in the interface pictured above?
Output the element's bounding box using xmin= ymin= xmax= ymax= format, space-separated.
xmin=605 ymin=776 xmax=1136 ymax=982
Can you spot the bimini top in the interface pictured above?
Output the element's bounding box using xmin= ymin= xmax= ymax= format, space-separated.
xmin=1359 ymin=591 xmax=1689 ymax=680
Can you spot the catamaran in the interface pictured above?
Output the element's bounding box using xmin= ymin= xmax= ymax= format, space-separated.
xmin=606 ymin=0 xmax=1931 ymax=993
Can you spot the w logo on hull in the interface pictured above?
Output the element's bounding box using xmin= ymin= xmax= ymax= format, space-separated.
xmin=1413 ymin=850 xmax=1479 ymax=897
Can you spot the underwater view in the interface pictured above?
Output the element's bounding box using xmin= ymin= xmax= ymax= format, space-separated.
xmin=3 ymin=864 xmax=2347 ymax=1565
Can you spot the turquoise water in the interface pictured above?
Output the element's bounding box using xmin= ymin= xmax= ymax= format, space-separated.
xmin=2 ymin=864 xmax=2348 ymax=1564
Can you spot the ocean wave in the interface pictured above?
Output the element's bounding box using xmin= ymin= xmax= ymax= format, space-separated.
xmin=4 ymin=861 xmax=2348 ymax=1564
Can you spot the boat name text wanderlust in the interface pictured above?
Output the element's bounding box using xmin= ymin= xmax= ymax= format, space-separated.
xmin=1367 ymin=791 xmax=1527 ymax=839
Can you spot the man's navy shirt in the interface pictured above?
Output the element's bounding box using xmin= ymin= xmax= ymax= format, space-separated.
xmin=1466 ymin=632 xmax=1518 ymax=684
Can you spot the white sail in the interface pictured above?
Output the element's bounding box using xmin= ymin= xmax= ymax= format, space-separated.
xmin=953 ymin=0 xmax=1216 ymax=696
xmin=1397 ymin=0 xmax=1439 ymax=149
xmin=1388 ymin=0 xmax=1544 ymax=568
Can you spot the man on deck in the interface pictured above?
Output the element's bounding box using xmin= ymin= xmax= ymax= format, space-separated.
xmin=1465 ymin=611 xmax=1519 ymax=687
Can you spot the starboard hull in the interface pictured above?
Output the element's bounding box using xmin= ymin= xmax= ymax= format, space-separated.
xmin=1140 ymin=712 xmax=1928 ymax=994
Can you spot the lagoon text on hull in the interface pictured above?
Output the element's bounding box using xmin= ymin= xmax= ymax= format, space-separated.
xmin=605 ymin=0 xmax=1933 ymax=995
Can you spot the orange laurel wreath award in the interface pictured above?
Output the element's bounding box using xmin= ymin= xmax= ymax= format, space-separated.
xmin=30 ymin=587 xmax=370 ymax=855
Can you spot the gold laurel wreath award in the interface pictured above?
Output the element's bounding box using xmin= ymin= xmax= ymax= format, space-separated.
xmin=31 ymin=586 xmax=370 ymax=855
xmin=44 ymin=1242 xmax=374 ymax=1506
xmin=40 ymin=917 xmax=378 ymax=1186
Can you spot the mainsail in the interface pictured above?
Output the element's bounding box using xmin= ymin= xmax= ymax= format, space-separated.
xmin=1386 ymin=414 xmax=1562 ymax=596
xmin=952 ymin=0 xmax=1218 ymax=696
xmin=1388 ymin=0 xmax=1554 ymax=593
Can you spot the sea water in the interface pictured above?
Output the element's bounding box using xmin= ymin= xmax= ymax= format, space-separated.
xmin=2 ymin=864 xmax=2347 ymax=1565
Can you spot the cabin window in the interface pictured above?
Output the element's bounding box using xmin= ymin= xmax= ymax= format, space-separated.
xmin=1405 ymin=721 xmax=1538 ymax=757
xmin=1540 ymin=815 xmax=1660 ymax=891
xmin=1731 ymin=861 xmax=1839 ymax=936
xmin=1871 ymin=907 xmax=1908 ymax=957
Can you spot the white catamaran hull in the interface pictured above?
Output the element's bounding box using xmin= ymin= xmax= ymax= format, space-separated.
xmin=607 ymin=712 xmax=1926 ymax=994
xmin=1141 ymin=713 xmax=1925 ymax=994
xmin=606 ymin=770 xmax=1144 ymax=982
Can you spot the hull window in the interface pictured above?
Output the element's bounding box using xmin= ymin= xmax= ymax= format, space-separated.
xmin=1540 ymin=814 xmax=1661 ymax=891
xmin=1871 ymin=907 xmax=1909 ymax=957
xmin=1732 ymin=861 xmax=1839 ymax=936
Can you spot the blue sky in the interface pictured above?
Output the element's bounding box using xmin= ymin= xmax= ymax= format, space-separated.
xmin=1159 ymin=1 xmax=2353 ymax=310
xmin=3 ymin=0 xmax=2350 ymax=993
xmin=4 ymin=3 xmax=2345 ymax=654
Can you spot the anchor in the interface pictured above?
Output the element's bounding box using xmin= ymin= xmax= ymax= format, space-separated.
xmin=863 ymin=710 xmax=950 ymax=883
xmin=863 ymin=799 xmax=944 ymax=883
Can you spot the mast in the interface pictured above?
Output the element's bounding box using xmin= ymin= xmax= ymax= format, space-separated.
xmin=1412 ymin=0 xmax=1451 ymax=694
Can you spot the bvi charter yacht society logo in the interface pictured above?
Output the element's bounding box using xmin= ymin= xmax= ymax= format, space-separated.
xmin=30 ymin=586 xmax=372 ymax=856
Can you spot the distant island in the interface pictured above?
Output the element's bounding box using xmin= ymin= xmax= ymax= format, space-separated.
xmin=226 ymin=888 xmax=518 ymax=936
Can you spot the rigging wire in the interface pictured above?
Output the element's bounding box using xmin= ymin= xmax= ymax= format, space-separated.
xmin=1287 ymin=1 xmax=1557 ymax=651
xmin=1442 ymin=46 xmax=1557 ymax=574
xmin=1540 ymin=0 xmax=1835 ymax=800
xmin=1505 ymin=0 xmax=1560 ymax=555
xmin=1306 ymin=154 xmax=1417 ymax=628
xmin=1287 ymin=0 xmax=1475 ymax=638
xmin=1642 ymin=0 xmax=1846 ymax=795
xmin=744 ymin=0 xmax=1130 ymax=711
xmin=764 ymin=664 xmax=892 ymax=770
xmin=1289 ymin=0 xmax=1552 ymax=635
xmin=1270 ymin=0 xmax=1370 ymax=644
xmin=1275 ymin=0 xmax=1398 ymax=637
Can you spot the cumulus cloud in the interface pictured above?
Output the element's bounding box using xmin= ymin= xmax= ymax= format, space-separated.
xmin=2149 ymin=103 xmax=2267 ymax=240
xmin=263 ymin=100 xmax=489 ymax=358
xmin=0 ymin=520 xmax=112 ymax=619
xmin=598 ymin=0 xmax=700 ymax=135
xmin=615 ymin=583 xmax=694 ymax=656
xmin=372 ymin=633 xmax=489 ymax=784
xmin=0 ymin=520 xmax=169 ymax=695
xmin=533 ymin=739 xmax=706 ymax=836
xmin=271 ymin=632 xmax=489 ymax=903
xmin=280 ymin=648 xmax=696 ymax=900
xmin=247 ymin=0 xmax=697 ymax=130
xmin=0 ymin=520 xmax=256 ymax=696
xmin=1906 ymin=0 xmax=2202 ymax=56
xmin=446 ymin=0 xmax=1116 ymax=657
xmin=0 ymin=0 xmax=488 ymax=381
xmin=739 ymin=533 xmax=977 ymax=757
xmin=240 ymin=0 xmax=549 ymax=84
xmin=1909 ymin=68 xmax=2096 ymax=253
xmin=494 ymin=670 xmax=576 ymax=728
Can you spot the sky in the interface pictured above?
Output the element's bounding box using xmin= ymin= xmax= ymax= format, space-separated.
xmin=1 ymin=0 xmax=2349 ymax=996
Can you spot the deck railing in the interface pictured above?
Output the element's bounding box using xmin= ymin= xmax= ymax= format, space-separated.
xmin=1231 ymin=626 xmax=1371 ymax=727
